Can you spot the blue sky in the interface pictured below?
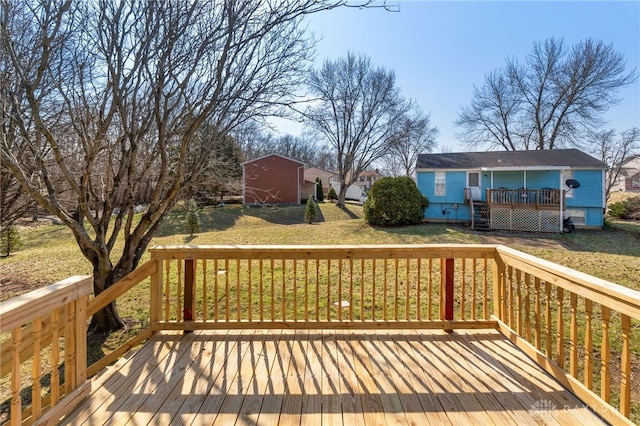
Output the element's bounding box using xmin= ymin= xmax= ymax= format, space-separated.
xmin=273 ymin=1 xmax=640 ymax=153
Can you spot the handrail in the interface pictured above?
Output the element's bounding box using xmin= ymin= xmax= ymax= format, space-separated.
xmin=494 ymin=245 xmax=640 ymax=425
xmin=486 ymin=188 xmax=563 ymax=208
xmin=0 ymin=276 xmax=93 ymax=426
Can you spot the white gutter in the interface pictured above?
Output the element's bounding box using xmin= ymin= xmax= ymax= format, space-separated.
xmin=480 ymin=165 xmax=570 ymax=171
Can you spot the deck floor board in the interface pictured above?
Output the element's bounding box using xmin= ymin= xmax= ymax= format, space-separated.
xmin=63 ymin=329 xmax=607 ymax=426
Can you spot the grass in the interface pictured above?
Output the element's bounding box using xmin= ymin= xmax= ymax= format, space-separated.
xmin=1 ymin=201 xmax=639 ymax=422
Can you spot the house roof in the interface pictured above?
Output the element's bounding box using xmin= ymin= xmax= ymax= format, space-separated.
xmin=416 ymin=149 xmax=606 ymax=170
xmin=241 ymin=153 xmax=304 ymax=167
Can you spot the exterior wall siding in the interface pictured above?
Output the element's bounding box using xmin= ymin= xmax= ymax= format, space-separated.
xmin=243 ymin=155 xmax=303 ymax=205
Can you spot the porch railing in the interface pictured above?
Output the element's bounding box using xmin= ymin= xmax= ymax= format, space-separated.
xmin=487 ymin=188 xmax=564 ymax=208
xmin=1 ymin=245 xmax=638 ymax=425
xmin=0 ymin=276 xmax=92 ymax=426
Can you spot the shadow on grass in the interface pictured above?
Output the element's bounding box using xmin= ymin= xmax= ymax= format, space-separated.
xmin=158 ymin=205 xmax=243 ymax=236
xmin=339 ymin=202 xmax=361 ymax=219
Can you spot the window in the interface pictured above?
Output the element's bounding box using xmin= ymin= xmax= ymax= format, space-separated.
xmin=468 ymin=172 xmax=479 ymax=187
xmin=435 ymin=172 xmax=446 ymax=196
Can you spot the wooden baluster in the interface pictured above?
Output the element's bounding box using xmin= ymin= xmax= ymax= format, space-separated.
xmin=601 ymin=306 xmax=611 ymax=403
xmin=482 ymin=258 xmax=488 ymax=320
xmin=225 ymin=259 xmax=230 ymax=321
xmin=164 ymin=259 xmax=171 ymax=321
xmin=65 ymin=302 xmax=77 ymax=393
xmin=460 ymin=258 xmax=466 ymax=320
xmin=620 ymin=314 xmax=631 ymax=417
xmin=556 ymin=287 xmax=565 ymax=369
xmin=471 ymin=258 xmax=477 ymax=320
xmin=349 ymin=258 xmax=354 ymax=321
xmin=202 ymin=260 xmax=208 ymax=322
xmin=545 ymin=282 xmax=552 ymax=357
xmin=508 ymin=266 xmax=514 ymax=328
xmin=271 ymin=259 xmax=276 ymax=321
xmin=442 ymin=258 xmax=454 ymax=326
xmin=177 ymin=260 xmax=182 ymax=322
xmin=31 ymin=317 xmax=42 ymax=419
xmin=11 ymin=327 xmax=22 ymax=425
xmin=383 ymin=259 xmax=388 ymax=320
xmin=534 ymin=278 xmax=541 ymax=350
xmin=315 ymin=259 xmax=320 ymax=321
xmin=416 ymin=258 xmax=422 ymax=321
xmin=50 ymin=308 xmax=60 ymax=406
xmin=326 ymin=260 xmax=331 ymax=321
xmin=292 ymin=259 xmax=297 ymax=321
xmin=394 ymin=258 xmax=399 ymax=321
xmin=427 ymin=258 xmax=433 ymax=320
xmin=337 ymin=259 xmax=342 ymax=321
xmin=372 ymin=259 xmax=377 ymax=320
xmin=524 ymin=273 xmax=531 ymax=341
xmin=305 ymin=259 xmax=309 ymax=322
xmin=213 ymin=259 xmax=218 ymax=322
xmin=583 ymin=299 xmax=593 ymax=389
xmin=236 ymin=259 xmax=241 ymax=321
xmin=282 ymin=259 xmax=287 ymax=321
xmin=260 ymin=259 xmax=264 ymax=322
xmin=360 ymin=259 xmax=365 ymax=320
xmin=248 ymin=259 xmax=253 ymax=322
xmin=515 ymin=269 xmax=522 ymax=335
xmin=569 ymin=293 xmax=578 ymax=377
xmin=405 ymin=259 xmax=410 ymax=320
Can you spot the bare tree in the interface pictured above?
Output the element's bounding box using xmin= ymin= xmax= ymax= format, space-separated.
xmin=456 ymin=38 xmax=638 ymax=151
xmin=384 ymin=108 xmax=438 ymax=177
xmin=1 ymin=0 xmax=371 ymax=332
xmin=593 ymin=128 xmax=640 ymax=200
xmin=305 ymin=52 xmax=409 ymax=207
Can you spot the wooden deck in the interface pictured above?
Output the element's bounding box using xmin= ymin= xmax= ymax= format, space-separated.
xmin=61 ymin=329 xmax=605 ymax=426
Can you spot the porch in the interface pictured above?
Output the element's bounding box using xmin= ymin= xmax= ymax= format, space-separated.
xmin=467 ymin=188 xmax=565 ymax=232
xmin=2 ymin=245 xmax=639 ymax=425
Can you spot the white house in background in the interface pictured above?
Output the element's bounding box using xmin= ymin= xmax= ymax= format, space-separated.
xmin=610 ymin=155 xmax=640 ymax=192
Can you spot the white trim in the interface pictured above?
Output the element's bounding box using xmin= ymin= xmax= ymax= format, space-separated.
xmin=480 ymin=166 xmax=570 ymax=171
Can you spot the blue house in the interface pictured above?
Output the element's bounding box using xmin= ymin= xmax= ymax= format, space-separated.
xmin=415 ymin=149 xmax=607 ymax=232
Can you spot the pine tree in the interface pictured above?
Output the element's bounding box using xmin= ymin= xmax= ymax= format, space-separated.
xmin=315 ymin=177 xmax=324 ymax=201
xmin=185 ymin=198 xmax=201 ymax=236
xmin=0 ymin=224 xmax=22 ymax=257
xmin=304 ymin=196 xmax=317 ymax=224
xmin=327 ymin=187 xmax=338 ymax=201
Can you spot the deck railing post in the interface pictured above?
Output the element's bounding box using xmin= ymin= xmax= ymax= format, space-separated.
xmin=492 ymin=251 xmax=505 ymax=321
xmin=150 ymin=257 xmax=162 ymax=327
xmin=440 ymin=258 xmax=454 ymax=330
xmin=184 ymin=258 xmax=195 ymax=333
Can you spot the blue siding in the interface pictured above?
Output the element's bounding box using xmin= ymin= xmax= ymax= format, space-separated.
xmin=417 ymin=171 xmax=471 ymax=221
xmin=565 ymin=170 xmax=604 ymax=227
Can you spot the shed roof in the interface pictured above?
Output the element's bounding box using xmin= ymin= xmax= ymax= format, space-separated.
xmin=241 ymin=153 xmax=304 ymax=167
xmin=416 ymin=149 xmax=606 ymax=170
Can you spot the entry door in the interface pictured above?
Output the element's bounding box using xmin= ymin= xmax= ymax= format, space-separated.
xmin=467 ymin=172 xmax=482 ymax=201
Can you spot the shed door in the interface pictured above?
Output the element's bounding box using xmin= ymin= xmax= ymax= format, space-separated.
xmin=467 ymin=172 xmax=482 ymax=201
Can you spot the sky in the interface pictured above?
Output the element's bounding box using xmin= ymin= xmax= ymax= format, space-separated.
xmin=270 ymin=1 xmax=640 ymax=153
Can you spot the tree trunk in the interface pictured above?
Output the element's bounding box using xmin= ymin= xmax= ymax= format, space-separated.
xmin=337 ymin=185 xmax=348 ymax=209
xmin=89 ymin=302 xmax=125 ymax=334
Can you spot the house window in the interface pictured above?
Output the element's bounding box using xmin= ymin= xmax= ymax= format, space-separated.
xmin=435 ymin=172 xmax=446 ymax=196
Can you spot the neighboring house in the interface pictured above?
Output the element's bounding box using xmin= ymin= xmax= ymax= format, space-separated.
xmin=610 ymin=155 xmax=640 ymax=192
xmin=328 ymin=169 xmax=383 ymax=201
xmin=242 ymin=154 xmax=311 ymax=206
xmin=304 ymin=167 xmax=337 ymax=196
xmin=357 ymin=169 xmax=384 ymax=191
xmin=415 ymin=149 xmax=607 ymax=232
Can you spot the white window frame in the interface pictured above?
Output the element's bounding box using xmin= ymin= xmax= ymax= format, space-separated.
xmin=435 ymin=172 xmax=446 ymax=196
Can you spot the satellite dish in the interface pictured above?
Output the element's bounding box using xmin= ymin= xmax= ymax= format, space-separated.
xmin=566 ymin=179 xmax=581 ymax=189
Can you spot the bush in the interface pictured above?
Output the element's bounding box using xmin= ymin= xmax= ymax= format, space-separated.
xmin=304 ymin=196 xmax=317 ymax=224
xmin=608 ymin=196 xmax=640 ymax=219
xmin=364 ymin=177 xmax=429 ymax=227
xmin=327 ymin=187 xmax=338 ymax=201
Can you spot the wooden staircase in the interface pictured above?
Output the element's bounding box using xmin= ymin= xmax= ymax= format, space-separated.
xmin=471 ymin=201 xmax=490 ymax=231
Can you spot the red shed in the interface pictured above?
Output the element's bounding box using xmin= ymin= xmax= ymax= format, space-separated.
xmin=242 ymin=154 xmax=308 ymax=205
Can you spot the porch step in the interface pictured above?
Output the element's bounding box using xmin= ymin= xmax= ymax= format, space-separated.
xmin=472 ymin=201 xmax=490 ymax=231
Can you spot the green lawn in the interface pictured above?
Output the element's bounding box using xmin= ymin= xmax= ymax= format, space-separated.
xmin=2 ymin=201 xmax=638 ymax=300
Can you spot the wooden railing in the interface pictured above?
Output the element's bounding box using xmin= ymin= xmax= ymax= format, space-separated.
xmin=2 ymin=244 xmax=638 ymax=424
xmin=147 ymin=245 xmax=496 ymax=330
xmin=487 ymin=188 xmax=564 ymax=208
xmin=0 ymin=276 xmax=92 ymax=426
